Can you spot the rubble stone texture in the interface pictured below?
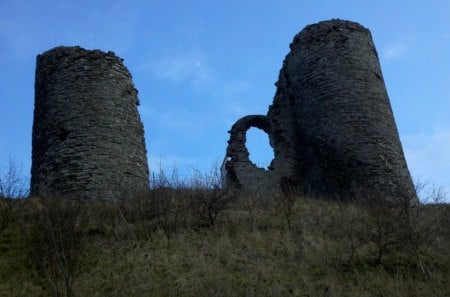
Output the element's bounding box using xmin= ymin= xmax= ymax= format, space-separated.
xmin=223 ymin=19 xmax=416 ymax=200
xmin=31 ymin=46 xmax=149 ymax=199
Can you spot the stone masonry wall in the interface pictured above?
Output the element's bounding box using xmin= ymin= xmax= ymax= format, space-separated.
xmin=223 ymin=115 xmax=280 ymax=195
xmin=223 ymin=19 xmax=416 ymax=201
xmin=31 ymin=46 xmax=149 ymax=199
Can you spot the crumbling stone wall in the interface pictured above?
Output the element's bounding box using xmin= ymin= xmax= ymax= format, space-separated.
xmin=222 ymin=115 xmax=280 ymax=194
xmin=31 ymin=46 xmax=149 ymax=199
xmin=223 ymin=19 xmax=416 ymax=200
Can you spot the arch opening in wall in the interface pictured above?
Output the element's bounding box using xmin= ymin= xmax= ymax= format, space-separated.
xmin=245 ymin=127 xmax=275 ymax=170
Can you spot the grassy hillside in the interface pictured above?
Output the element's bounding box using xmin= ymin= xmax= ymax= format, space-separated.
xmin=0 ymin=185 xmax=448 ymax=297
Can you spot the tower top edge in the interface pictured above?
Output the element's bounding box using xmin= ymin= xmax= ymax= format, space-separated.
xmin=37 ymin=46 xmax=122 ymax=62
xmin=302 ymin=19 xmax=369 ymax=33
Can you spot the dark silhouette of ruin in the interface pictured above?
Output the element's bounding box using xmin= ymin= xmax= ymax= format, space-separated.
xmin=223 ymin=19 xmax=417 ymax=201
xmin=31 ymin=46 xmax=149 ymax=199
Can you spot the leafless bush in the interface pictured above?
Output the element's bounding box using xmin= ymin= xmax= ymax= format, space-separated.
xmin=150 ymin=163 xmax=187 ymax=189
xmin=0 ymin=159 xmax=28 ymax=235
xmin=0 ymin=159 xmax=28 ymax=198
xmin=113 ymin=164 xmax=191 ymax=243
xmin=339 ymin=181 xmax=449 ymax=269
xmin=29 ymin=196 xmax=87 ymax=297
xmin=328 ymin=201 xmax=367 ymax=265
xmin=363 ymin=197 xmax=406 ymax=264
xmin=116 ymin=188 xmax=184 ymax=244
xmin=240 ymin=192 xmax=260 ymax=231
xmin=0 ymin=197 xmax=14 ymax=236
xmin=278 ymin=177 xmax=303 ymax=230
xmin=394 ymin=182 xmax=449 ymax=274
xmin=145 ymin=187 xmax=180 ymax=244
xmin=187 ymin=188 xmax=234 ymax=227
xmin=186 ymin=166 xmax=235 ymax=227
xmin=277 ymin=193 xmax=297 ymax=230
xmin=113 ymin=194 xmax=139 ymax=241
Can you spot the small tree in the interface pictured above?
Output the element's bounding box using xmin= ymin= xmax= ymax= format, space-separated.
xmin=329 ymin=200 xmax=367 ymax=265
xmin=188 ymin=188 xmax=234 ymax=227
xmin=345 ymin=186 xmax=411 ymax=265
xmin=0 ymin=158 xmax=28 ymax=198
xmin=395 ymin=182 xmax=448 ymax=275
xmin=149 ymin=187 xmax=179 ymax=244
xmin=187 ymin=165 xmax=234 ymax=227
xmin=0 ymin=159 xmax=28 ymax=235
xmin=29 ymin=195 xmax=87 ymax=297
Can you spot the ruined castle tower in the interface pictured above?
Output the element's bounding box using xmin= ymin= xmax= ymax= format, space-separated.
xmin=31 ymin=46 xmax=149 ymax=199
xmin=223 ymin=20 xmax=416 ymax=201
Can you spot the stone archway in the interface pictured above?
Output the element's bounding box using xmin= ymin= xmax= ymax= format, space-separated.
xmin=222 ymin=115 xmax=280 ymax=194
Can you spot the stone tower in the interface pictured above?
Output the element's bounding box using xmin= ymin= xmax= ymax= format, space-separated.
xmin=31 ymin=46 xmax=149 ymax=199
xmin=223 ymin=20 xmax=416 ymax=201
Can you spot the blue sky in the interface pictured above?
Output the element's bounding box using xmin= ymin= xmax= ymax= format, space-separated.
xmin=0 ymin=0 xmax=449 ymax=200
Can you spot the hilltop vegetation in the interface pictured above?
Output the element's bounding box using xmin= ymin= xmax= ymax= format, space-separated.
xmin=0 ymin=169 xmax=449 ymax=297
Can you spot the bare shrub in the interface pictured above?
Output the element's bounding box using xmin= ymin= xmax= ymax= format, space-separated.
xmin=278 ymin=177 xmax=303 ymax=230
xmin=0 ymin=159 xmax=28 ymax=198
xmin=113 ymin=194 xmax=139 ymax=241
xmin=187 ymin=188 xmax=234 ymax=227
xmin=83 ymin=199 xmax=117 ymax=237
xmin=342 ymin=181 xmax=449 ymax=269
xmin=394 ymin=183 xmax=449 ymax=274
xmin=276 ymin=193 xmax=297 ymax=230
xmin=239 ymin=192 xmax=260 ymax=231
xmin=122 ymin=192 xmax=156 ymax=240
xmin=338 ymin=185 xmax=416 ymax=265
xmin=29 ymin=196 xmax=87 ymax=297
xmin=111 ymin=164 xmax=191 ymax=243
xmin=0 ymin=197 xmax=15 ymax=236
xmin=150 ymin=163 xmax=187 ymax=189
xmin=328 ymin=200 xmax=367 ymax=265
xmin=146 ymin=187 xmax=180 ymax=244
xmin=0 ymin=159 xmax=28 ymax=235
xmin=364 ymin=197 xmax=407 ymax=264
xmin=186 ymin=166 xmax=235 ymax=227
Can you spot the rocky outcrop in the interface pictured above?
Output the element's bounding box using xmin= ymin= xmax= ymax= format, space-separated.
xmin=223 ymin=19 xmax=416 ymax=201
xmin=31 ymin=46 xmax=149 ymax=199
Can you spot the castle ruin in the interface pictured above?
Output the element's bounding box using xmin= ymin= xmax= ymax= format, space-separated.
xmin=223 ymin=20 xmax=416 ymax=201
xmin=31 ymin=46 xmax=149 ymax=199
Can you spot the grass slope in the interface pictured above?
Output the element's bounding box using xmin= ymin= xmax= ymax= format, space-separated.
xmin=0 ymin=190 xmax=449 ymax=297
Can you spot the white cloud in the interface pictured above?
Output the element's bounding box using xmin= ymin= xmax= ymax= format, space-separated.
xmin=382 ymin=41 xmax=408 ymax=60
xmin=138 ymin=104 xmax=153 ymax=117
xmin=0 ymin=1 xmax=139 ymax=58
xmin=402 ymin=128 xmax=450 ymax=200
xmin=139 ymin=105 xmax=206 ymax=136
xmin=0 ymin=17 xmax=41 ymax=58
xmin=146 ymin=49 xmax=216 ymax=89
xmin=213 ymin=79 xmax=273 ymax=127
xmin=222 ymin=80 xmax=253 ymax=96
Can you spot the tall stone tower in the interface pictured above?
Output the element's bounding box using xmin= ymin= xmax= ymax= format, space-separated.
xmin=31 ymin=46 xmax=149 ymax=199
xmin=223 ymin=20 xmax=417 ymax=201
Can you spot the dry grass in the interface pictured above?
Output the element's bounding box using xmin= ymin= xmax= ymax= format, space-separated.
xmin=0 ymin=187 xmax=449 ymax=297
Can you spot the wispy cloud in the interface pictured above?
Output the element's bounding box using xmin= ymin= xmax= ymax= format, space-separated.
xmin=403 ymin=128 xmax=450 ymax=200
xmin=0 ymin=16 xmax=41 ymax=57
xmin=216 ymin=81 xmax=256 ymax=120
xmin=382 ymin=41 xmax=409 ymax=60
xmin=145 ymin=48 xmax=216 ymax=89
xmin=139 ymin=105 xmax=206 ymax=136
xmin=0 ymin=1 xmax=140 ymax=58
